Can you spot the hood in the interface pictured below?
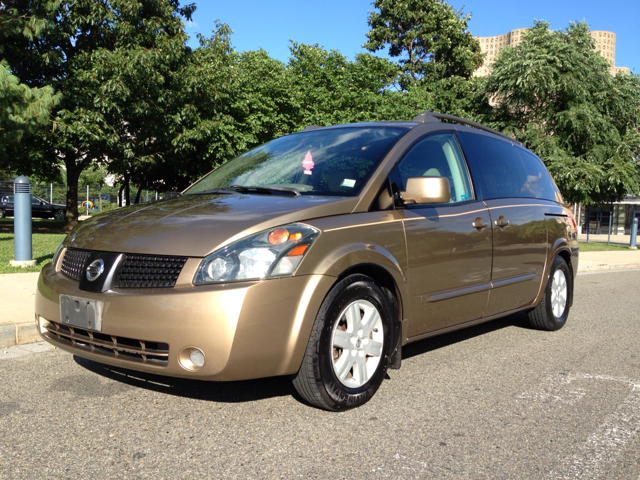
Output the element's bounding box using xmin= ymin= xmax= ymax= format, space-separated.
xmin=66 ymin=193 xmax=358 ymax=256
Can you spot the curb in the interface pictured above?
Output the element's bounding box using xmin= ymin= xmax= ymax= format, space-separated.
xmin=0 ymin=322 xmax=40 ymax=349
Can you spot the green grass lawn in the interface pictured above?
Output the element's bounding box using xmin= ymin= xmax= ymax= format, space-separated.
xmin=578 ymin=241 xmax=636 ymax=252
xmin=0 ymin=230 xmax=66 ymax=274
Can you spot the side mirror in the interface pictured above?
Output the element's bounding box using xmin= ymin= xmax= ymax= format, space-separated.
xmin=401 ymin=177 xmax=450 ymax=205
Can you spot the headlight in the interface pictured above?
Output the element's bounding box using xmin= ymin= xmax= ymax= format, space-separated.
xmin=193 ymin=223 xmax=320 ymax=285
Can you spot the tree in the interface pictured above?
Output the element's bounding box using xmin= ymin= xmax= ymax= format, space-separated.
xmin=363 ymin=0 xmax=483 ymax=85
xmin=2 ymin=0 xmax=195 ymax=231
xmin=286 ymin=42 xmax=400 ymax=126
xmin=0 ymin=0 xmax=61 ymax=164
xmin=486 ymin=21 xmax=640 ymax=205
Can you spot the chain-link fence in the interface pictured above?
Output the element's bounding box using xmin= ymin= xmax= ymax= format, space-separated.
xmin=0 ymin=182 xmax=179 ymax=215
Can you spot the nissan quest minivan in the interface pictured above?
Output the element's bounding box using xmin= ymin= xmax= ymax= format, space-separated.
xmin=35 ymin=111 xmax=579 ymax=411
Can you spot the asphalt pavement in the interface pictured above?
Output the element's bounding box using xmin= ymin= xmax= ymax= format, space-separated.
xmin=1 ymin=269 xmax=639 ymax=478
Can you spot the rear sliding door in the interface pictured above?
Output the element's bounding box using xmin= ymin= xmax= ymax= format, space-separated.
xmin=456 ymin=131 xmax=557 ymax=316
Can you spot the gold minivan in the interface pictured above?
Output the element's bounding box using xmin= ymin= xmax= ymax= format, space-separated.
xmin=36 ymin=112 xmax=579 ymax=411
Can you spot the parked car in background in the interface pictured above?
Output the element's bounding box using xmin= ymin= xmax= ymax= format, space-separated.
xmin=0 ymin=194 xmax=66 ymax=220
xmin=35 ymin=111 xmax=579 ymax=411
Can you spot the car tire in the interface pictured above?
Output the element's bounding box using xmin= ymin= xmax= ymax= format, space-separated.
xmin=527 ymin=256 xmax=571 ymax=331
xmin=292 ymin=274 xmax=394 ymax=411
xmin=53 ymin=210 xmax=65 ymax=220
xmin=0 ymin=209 xmax=5 ymax=218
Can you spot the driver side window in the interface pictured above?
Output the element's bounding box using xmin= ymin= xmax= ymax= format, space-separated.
xmin=391 ymin=133 xmax=474 ymax=204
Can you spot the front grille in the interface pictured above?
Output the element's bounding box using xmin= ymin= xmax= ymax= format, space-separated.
xmin=59 ymin=249 xmax=187 ymax=288
xmin=114 ymin=254 xmax=187 ymax=288
xmin=42 ymin=320 xmax=169 ymax=366
xmin=61 ymin=249 xmax=91 ymax=281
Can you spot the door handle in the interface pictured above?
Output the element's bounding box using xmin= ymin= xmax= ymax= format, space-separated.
xmin=472 ymin=217 xmax=488 ymax=231
xmin=494 ymin=215 xmax=509 ymax=228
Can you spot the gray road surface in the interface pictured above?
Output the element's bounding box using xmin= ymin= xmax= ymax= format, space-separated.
xmin=1 ymin=270 xmax=639 ymax=479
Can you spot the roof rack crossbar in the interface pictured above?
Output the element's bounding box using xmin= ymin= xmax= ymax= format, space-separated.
xmin=412 ymin=110 xmax=519 ymax=144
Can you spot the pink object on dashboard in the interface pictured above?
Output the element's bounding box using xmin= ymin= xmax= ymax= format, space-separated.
xmin=302 ymin=150 xmax=315 ymax=175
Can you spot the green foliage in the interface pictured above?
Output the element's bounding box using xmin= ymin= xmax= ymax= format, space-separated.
xmin=485 ymin=21 xmax=640 ymax=205
xmin=364 ymin=0 xmax=483 ymax=85
xmin=169 ymin=24 xmax=258 ymax=181
xmin=77 ymin=165 xmax=110 ymax=187
xmin=286 ymin=43 xmax=400 ymax=126
xmin=0 ymin=1 xmax=61 ymax=161
xmin=0 ymin=61 xmax=60 ymax=148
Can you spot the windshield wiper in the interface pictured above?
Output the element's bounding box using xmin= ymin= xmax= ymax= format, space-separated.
xmin=225 ymin=185 xmax=300 ymax=197
xmin=186 ymin=188 xmax=237 ymax=196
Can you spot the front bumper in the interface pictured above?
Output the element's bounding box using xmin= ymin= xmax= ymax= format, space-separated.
xmin=36 ymin=263 xmax=335 ymax=381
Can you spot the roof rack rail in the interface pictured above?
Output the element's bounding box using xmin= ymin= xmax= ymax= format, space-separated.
xmin=412 ymin=111 xmax=520 ymax=144
xmin=303 ymin=124 xmax=321 ymax=131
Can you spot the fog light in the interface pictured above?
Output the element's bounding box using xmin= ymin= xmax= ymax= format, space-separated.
xmin=190 ymin=349 xmax=205 ymax=368
xmin=178 ymin=347 xmax=206 ymax=371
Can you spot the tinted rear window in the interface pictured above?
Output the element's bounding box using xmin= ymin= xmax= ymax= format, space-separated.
xmin=515 ymin=149 xmax=558 ymax=201
xmin=456 ymin=131 xmax=556 ymax=201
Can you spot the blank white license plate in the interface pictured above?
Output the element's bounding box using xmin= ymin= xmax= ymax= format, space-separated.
xmin=59 ymin=295 xmax=103 ymax=332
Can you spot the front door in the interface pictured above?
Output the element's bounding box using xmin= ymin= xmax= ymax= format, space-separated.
xmin=388 ymin=132 xmax=493 ymax=338
xmin=403 ymin=203 xmax=493 ymax=336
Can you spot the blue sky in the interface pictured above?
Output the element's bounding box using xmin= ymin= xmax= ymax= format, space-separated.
xmin=185 ymin=0 xmax=638 ymax=73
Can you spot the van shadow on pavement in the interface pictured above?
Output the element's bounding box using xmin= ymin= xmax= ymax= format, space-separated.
xmin=401 ymin=311 xmax=531 ymax=360
xmin=73 ymin=355 xmax=295 ymax=403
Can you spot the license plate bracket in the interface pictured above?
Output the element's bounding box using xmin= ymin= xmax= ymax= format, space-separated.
xmin=59 ymin=295 xmax=103 ymax=332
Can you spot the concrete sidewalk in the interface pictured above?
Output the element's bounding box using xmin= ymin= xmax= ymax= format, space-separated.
xmin=0 ymin=272 xmax=41 ymax=348
xmin=2 ymin=248 xmax=639 ymax=349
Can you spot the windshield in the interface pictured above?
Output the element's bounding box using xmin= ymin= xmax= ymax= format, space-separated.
xmin=184 ymin=126 xmax=409 ymax=197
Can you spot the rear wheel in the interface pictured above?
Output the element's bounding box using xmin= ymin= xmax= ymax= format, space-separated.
xmin=292 ymin=274 xmax=393 ymax=411
xmin=527 ymin=256 xmax=571 ymax=331
xmin=53 ymin=210 xmax=65 ymax=220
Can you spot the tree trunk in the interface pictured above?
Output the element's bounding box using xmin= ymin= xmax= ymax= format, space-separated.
xmin=63 ymin=157 xmax=80 ymax=233
xmin=118 ymin=183 xmax=124 ymax=207
xmin=125 ymin=176 xmax=130 ymax=206
xmin=63 ymin=153 xmax=93 ymax=233
xmin=134 ymin=184 xmax=143 ymax=204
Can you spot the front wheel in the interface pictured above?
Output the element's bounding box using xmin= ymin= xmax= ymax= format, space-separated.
xmin=527 ymin=256 xmax=572 ymax=331
xmin=292 ymin=274 xmax=394 ymax=411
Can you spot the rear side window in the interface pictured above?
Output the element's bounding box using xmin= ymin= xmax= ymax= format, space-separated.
xmin=456 ymin=131 xmax=530 ymax=200
xmin=515 ymin=149 xmax=559 ymax=202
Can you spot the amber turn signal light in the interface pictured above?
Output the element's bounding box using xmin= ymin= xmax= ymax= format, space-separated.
xmin=286 ymin=244 xmax=309 ymax=257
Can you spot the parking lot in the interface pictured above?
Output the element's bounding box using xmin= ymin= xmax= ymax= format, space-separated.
xmin=1 ymin=269 xmax=639 ymax=479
